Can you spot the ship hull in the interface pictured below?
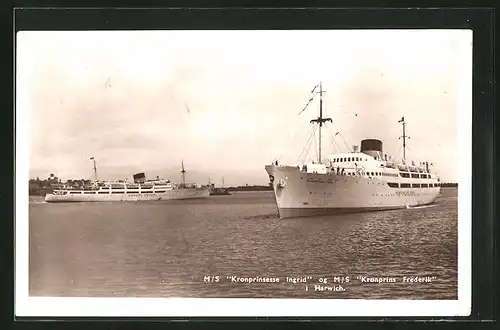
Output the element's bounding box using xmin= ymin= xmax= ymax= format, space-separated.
xmin=44 ymin=187 xmax=210 ymax=203
xmin=265 ymin=165 xmax=441 ymax=219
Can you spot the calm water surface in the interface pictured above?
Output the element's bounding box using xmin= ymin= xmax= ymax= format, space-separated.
xmin=29 ymin=188 xmax=458 ymax=299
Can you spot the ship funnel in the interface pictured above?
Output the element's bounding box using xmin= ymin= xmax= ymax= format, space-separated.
xmin=133 ymin=172 xmax=146 ymax=184
xmin=360 ymin=139 xmax=383 ymax=159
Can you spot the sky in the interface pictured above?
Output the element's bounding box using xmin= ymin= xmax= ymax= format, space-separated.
xmin=17 ymin=30 xmax=471 ymax=185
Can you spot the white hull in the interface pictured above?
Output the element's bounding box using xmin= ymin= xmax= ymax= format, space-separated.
xmin=44 ymin=187 xmax=210 ymax=203
xmin=265 ymin=165 xmax=441 ymax=219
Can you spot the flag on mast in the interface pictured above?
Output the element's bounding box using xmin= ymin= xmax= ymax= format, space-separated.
xmin=298 ymin=97 xmax=314 ymax=115
xmin=398 ymin=116 xmax=405 ymax=123
xmin=90 ymin=157 xmax=94 ymax=160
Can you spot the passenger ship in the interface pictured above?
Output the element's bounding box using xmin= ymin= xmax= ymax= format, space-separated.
xmin=45 ymin=162 xmax=210 ymax=203
xmin=265 ymin=82 xmax=441 ymax=219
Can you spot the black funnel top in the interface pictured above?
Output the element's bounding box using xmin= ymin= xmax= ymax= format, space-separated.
xmin=360 ymin=139 xmax=383 ymax=152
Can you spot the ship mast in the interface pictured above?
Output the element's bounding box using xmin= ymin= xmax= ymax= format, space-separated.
xmin=310 ymin=82 xmax=332 ymax=163
xmin=90 ymin=157 xmax=97 ymax=181
xmin=398 ymin=117 xmax=410 ymax=163
xmin=181 ymin=161 xmax=186 ymax=185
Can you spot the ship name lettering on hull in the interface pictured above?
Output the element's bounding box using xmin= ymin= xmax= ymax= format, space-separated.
xmin=395 ymin=191 xmax=417 ymax=197
xmin=306 ymin=178 xmax=334 ymax=184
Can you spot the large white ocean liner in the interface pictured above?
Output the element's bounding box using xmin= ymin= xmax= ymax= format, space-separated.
xmin=265 ymin=82 xmax=441 ymax=219
xmin=45 ymin=161 xmax=210 ymax=203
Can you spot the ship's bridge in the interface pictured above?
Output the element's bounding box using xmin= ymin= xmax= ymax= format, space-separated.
xmin=326 ymin=152 xmax=385 ymax=166
xmin=321 ymin=151 xmax=401 ymax=176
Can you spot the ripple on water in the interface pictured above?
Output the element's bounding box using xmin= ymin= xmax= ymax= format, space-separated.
xmin=29 ymin=189 xmax=458 ymax=299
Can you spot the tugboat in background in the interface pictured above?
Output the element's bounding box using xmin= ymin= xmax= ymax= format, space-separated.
xmin=209 ymin=177 xmax=231 ymax=196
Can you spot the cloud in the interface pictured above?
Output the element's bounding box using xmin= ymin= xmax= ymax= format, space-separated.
xmin=21 ymin=30 xmax=468 ymax=183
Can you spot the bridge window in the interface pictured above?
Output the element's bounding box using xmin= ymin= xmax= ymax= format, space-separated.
xmin=412 ymin=184 xmax=421 ymax=188
xmin=422 ymin=183 xmax=428 ymax=188
xmin=400 ymin=172 xmax=410 ymax=178
xmin=387 ymin=182 xmax=399 ymax=188
xmin=411 ymin=174 xmax=419 ymax=178
xmin=401 ymin=183 xmax=411 ymax=188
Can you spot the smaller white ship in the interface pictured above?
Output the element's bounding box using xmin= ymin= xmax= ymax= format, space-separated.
xmin=44 ymin=160 xmax=210 ymax=203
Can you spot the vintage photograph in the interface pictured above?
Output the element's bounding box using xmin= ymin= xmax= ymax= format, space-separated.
xmin=16 ymin=29 xmax=472 ymax=316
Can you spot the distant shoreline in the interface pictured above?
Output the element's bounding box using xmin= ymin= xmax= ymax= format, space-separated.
xmin=29 ymin=188 xmax=53 ymax=197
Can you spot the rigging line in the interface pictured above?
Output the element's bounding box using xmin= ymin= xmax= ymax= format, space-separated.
xmin=324 ymin=123 xmax=340 ymax=154
xmin=298 ymin=125 xmax=317 ymax=161
xmin=305 ymin=125 xmax=318 ymax=162
xmin=298 ymin=126 xmax=315 ymax=160
xmin=333 ymin=130 xmax=351 ymax=153
xmin=396 ymin=144 xmax=403 ymax=156
xmin=303 ymin=125 xmax=318 ymax=162
xmin=329 ymin=124 xmax=342 ymax=153
xmin=317 ymin=105 xmax=341 ymax=154
xmin=337 ymin=131 xmax=352 ymax=153
xmin=329 ymin=129 xmax=342 ymax=153
xmin=327 ymin=118 xmax=352 ymax=153
xmin=405 ymin=145 xmax=415 ymax=162
xmin=313 ymin=125 xmax=318 ymax=162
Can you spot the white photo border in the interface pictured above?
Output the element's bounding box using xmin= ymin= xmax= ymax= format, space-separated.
xmin=15 ymin=29 xmax=472 ymax=317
